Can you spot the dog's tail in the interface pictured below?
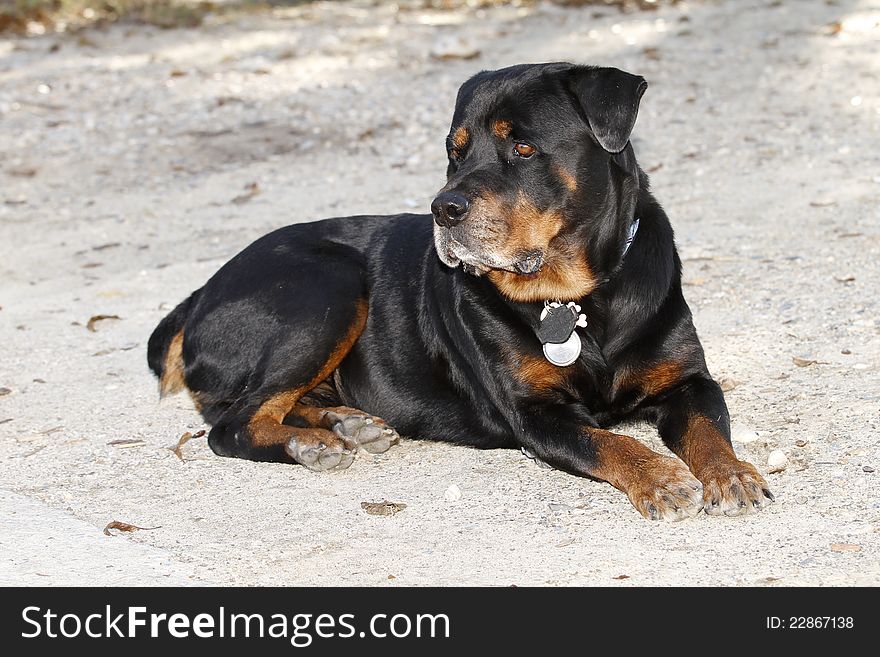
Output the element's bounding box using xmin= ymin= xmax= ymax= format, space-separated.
xmin=147 ymin=290 xmax=200 ymax=397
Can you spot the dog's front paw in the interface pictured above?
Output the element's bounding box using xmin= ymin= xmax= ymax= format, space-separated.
xmin=699 ymin=459 xmax=774 ymax=516
xmin=625 ymin=456 xmax=704 ymax=522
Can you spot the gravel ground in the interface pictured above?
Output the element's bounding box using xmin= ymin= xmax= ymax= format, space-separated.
xmin=1 ymin=0 xmax=879 ymax=586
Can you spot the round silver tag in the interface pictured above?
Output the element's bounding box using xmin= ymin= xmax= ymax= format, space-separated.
xmin=542 ymin=331 xmax=581 ymax=367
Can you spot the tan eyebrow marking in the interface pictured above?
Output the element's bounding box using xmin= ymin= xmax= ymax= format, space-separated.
xmin=492 ymin=119 xmax=513 ymax=139
xmin=452 ymin=127 xmax=470 ymax=149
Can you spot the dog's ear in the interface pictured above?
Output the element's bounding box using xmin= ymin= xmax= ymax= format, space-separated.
xmin=565 ymin=66 xmax=647 ymax=153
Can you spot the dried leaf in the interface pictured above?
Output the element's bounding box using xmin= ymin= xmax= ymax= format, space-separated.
xmin=21 ymin=445 xmax=46 ymax=458
xmin=361 ymin=500 xmax=406 ymax=516
xmin=16 ymin=425 xmax=63 ymax=443
xmin=231 ymin=182 xmax=260 ymax=204
xmin=86 ymin=314 xmax=121 ymax=332
xmin=107 ymin=438 xmax=146 ymax=448
xmin=7 ymin=166 xmax=37 ymax=178
xmin=92 ymin=242 xmax=121 ymax=251
xmin=823 ymin=21 xmax=843 ymax=36
xmin=613 ymin=574 xmax=630 ymax=580
xmin=103 ymin=521 xmax=160 ymax=536
xmin=169 ymin=429 xmax=206 ymax=460
xmin=834 ymin=275 xmax=855 ymax=283
xmin=792 ymin=357 xmax=817 ymax=367
xmin=830 ymin=543 xmax=861 ymax=553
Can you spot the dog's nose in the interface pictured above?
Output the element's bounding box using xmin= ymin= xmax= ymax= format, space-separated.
xmin=431 ymin=191 xmax=470 ymax=227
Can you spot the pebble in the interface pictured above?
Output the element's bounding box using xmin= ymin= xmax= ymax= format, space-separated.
xmin=444 ymin=484 xmax=462 ymax=502
xmin=863 ymin=466 xmax=875 ymax=473
xmin=718 ymin=377 xmax=740 ymax=392
xmin=732 ymin=424 xmax=759 ymax=444
xmin=767 ymin=449 xmax=788 ymax=473
xmin=430 ymin=35 xmax=481 ymax=61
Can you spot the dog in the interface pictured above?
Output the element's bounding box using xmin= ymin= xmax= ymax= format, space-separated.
xmin=148 ymin=63 xmax=773 ymax=520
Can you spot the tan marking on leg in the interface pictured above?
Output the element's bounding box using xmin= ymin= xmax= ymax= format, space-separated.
xmin=588 ymin=428 xmax=703 ymax=521
xmin=613 ymin=361 xmax=684 ymax=399
xmin=673 ymin=415 xmax=772 ymax=515
xmin=517 ymin=354 xmax=572 ymax=392
xmin=674 ymin=415 xmax=737 ymax=476
xmin=248 ymin=415 xmax=298 ymax=448
xmin=159 ymin=330 xmax=186 ymax=397
xmin=292 ymin=404 xmax=399 ymax=455
xmin=293 ymin=404 xmax=383 ymax=429
xmin=589 ymin=428 xmax=660 ymax=491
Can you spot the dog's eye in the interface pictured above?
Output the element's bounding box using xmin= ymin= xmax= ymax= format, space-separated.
xmin=513 ymin=142 xmax=536 ymax=158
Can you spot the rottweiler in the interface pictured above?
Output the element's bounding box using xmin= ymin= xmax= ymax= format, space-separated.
xmin=148 ymin=63 xmax=773 ymax=520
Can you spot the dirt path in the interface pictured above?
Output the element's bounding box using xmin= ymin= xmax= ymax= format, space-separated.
xmin=1 ymin=0 xmax=879 ymax=585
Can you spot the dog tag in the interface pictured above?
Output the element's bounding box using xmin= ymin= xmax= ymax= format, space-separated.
xmin=543 ymin=331 xmax=582 ymax=367
xmin=535 ymin=304 xmax=577 ymax=345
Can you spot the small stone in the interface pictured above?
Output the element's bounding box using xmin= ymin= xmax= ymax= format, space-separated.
xmin=841 ymin=348 xmax=852 ymax=355
xmin=732 ymin=424 xmax=759 ymax=444
xmin=863 ymin=465 xmax=875 ymax=473
xmin=718 ymin=377 xmax=740 ymax=392
xmin=767 ymin=449 xmax=788 ymax=473
xmin=795 ymin=439 xmax=808 ymax=448
xmin=830 ymin=543 xmax=861 ymax=553
xmin=548 ymin=503 xmax=572 ymax=512
xmin=444 ymin=484 xmax=462 ymax=502
xmin=430 ymin=35 xmax=481 ymax=61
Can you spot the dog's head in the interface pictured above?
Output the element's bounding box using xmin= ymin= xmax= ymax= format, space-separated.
xmin=432 ymin=63 xmax=647 ymax=302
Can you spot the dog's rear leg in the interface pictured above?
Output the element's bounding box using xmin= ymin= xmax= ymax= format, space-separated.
xmin=207 ymin=299 xmax=371 ymax=470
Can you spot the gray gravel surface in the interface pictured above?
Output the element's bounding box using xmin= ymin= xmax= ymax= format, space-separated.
xmin=1 ymin=0 xmax=878 ymax=585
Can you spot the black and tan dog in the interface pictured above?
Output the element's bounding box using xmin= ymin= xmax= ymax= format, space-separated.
xmin=148 ymin=63 xmax=773 ymax=520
